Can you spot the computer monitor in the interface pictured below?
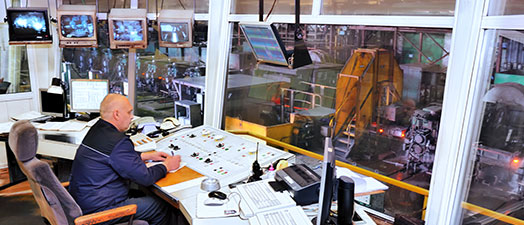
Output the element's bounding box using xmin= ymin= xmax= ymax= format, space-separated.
xmin=157 ymin=9 xmax=194 ymax=48
xmin=6 ymin=7 xmax=52 ymax=45
xmin=108 ymin=8 xmax=148 ymax=49
xmin=57 ymin=5 xmax=97 ymax=48
xmin=70 ymin=79 xmax=109 ymax=112
xmin=40 ymin=88 xmax=66 ymax=118
xmin=315 ymin=137 xmax=337 ymax=225
xmin=239 ymin=22 xmax=289 ymax=67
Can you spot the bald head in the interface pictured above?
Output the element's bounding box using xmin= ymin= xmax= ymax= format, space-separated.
xmin=100 ymin=94 xmax=134 ymax=132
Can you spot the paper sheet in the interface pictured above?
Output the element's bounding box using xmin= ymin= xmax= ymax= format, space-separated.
xmin=11 ymin=111 xmax=46 ymax=121
xmin=0 ymin=122 xmax=14 ymax=134
xmin=37 ymin=120 xmax=87 ymax=132
xmin=147 ymin=161 xmax=187 ymax=173
xmin=336 ymin=166 xmax=389 ymax=194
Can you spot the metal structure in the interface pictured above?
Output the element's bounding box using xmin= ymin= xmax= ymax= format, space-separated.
xmin=333 ymin=48 xmax=403 ymax=159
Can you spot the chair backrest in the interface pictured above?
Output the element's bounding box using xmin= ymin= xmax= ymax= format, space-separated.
xmin=9 ymin=120 xmax=82 ymax=225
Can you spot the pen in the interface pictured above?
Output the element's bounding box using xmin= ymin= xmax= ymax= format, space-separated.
xmin=170 ymin=150 xmax=174 ymax=156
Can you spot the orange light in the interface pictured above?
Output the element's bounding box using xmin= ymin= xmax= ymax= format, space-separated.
xmin=513 ymin=159 xmax=520 ymax=164
xmin=378 ymin=128 xmax=384 ymax=133
xmin=142 ymin=72 xmax=145 ymax=75
xmin=401 ymin=130 xmax=406 ymax=138
xmin=158 ymin=76 xmax=163 ymax=80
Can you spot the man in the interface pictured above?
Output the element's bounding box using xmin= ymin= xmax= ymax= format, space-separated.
xmin=69 ymin=94 xmax=185 ymax=225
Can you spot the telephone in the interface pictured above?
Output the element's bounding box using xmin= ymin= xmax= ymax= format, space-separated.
xmin=127 ymin=116 xmax=156 ymax=135
xmin=160 ymin=117 xmax=180 ymax=130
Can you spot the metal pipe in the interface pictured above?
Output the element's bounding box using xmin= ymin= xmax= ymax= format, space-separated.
xmin=259 ymin=0 xmax=263 ymax=22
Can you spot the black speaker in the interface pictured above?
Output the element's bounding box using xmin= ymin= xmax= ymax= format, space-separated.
xmin=337 ymin=176 xmax=355 ymax=225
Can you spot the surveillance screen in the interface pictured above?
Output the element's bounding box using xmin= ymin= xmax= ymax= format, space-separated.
xmin=60 ymin=15 xmax=95 ymax=38
xmin=112 ymin=20 xmax=144 ymax=41
xmin=10 ymin=11 xmax=48 ymax=36
xmin=241 ymin=24 xmax=288 ymax=66
xmin=160 ymin=22 xmax=189 ymax=43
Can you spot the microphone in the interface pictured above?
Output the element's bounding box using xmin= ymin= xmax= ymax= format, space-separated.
xmin=248 ymin=142 xmax=263 ymax=182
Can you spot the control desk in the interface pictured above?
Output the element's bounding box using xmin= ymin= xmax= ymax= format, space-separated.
xmin=155 ymin=125 xmax=294 ymax=185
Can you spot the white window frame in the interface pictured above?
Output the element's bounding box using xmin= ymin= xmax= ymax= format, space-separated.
xmin=204 ymin=0 xmax=524 ymax=224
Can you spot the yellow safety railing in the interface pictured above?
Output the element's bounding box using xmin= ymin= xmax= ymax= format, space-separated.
xmin=462 ymin=202 xmax=524 ymax=225
xmin=229 ymin=130 xmax=524 ymax=224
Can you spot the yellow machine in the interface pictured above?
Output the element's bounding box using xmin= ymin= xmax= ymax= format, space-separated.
xmin=333 ymin=49 xmax=403 ymax=155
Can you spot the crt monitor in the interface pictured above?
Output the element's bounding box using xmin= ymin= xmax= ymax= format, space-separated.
xmin=70 ymin=79 xmax=109 ymax=112
xmin=108 ymin=8 xmax=148 ymax=49
xmin=6 ymin=7 xmax=52 ymax=44
xmin=315 ymin=137 xmax=337 ymax=225
xmin=239 ymin=22 xmax=289 ymax=67
xmin=57 ymin=5 xmax=97 ymax=47
xmin=40 ymin=89 xmax=66 ymax=118
xmin=157 ymin=9 xmax=194 ymax=48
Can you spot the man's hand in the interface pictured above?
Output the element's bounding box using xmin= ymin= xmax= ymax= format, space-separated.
xmin=141 ymin=151 xmax=169 ymax=162
xmin=163 ymin=155 xmax=181 ymax=172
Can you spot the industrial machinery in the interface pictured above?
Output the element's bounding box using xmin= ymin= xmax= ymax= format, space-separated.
xmin=333 ymin=48 xmax=403 ymax=159
xmin=403 ymin=104 xmax=441 ymax=174
xmin=475 ymin=82 xmax=524 ymax=197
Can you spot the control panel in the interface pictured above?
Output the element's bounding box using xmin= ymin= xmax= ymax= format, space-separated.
xmin=156 ymin=125 xmax=294 ymax=184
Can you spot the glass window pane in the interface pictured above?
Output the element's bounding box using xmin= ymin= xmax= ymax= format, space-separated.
xmin=232 ymin=0 xmax=312 ymax=14
xmin=60 ymin=0 xmax=209 ymax=13
xmin=488 ymin=0 xmax=524 ymax=16
xmin=135 ymin=21 xmax=208 ymax=121
xmin=0 ymin=24 xmax=31 ymax=94
xmin=225 ymin=22 xmax=452 ymax=217
xmin=322 ymin=0 xmax=455 ymax=16
xmin=461 ymin=29 xmax=524 ymax=224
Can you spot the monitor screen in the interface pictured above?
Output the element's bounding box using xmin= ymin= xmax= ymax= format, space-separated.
xmin=40 ymin=89 xmax=66 ymax=117
xmin=315 ymin=137 xmax=337 ymax=225
xmin=112 ymin=20 xmax=145 ymax=41
xmin=7 ymin=8 xmax=52 ymax=43
xmin=160 ymin=22 xmax=190 ymax=43
xmin=70 ymin=79 xmax=109 ymax=112
xmin=60 ymin=15 xmax=95 ymax=38
xmin=240 ymin=23 xmax=288 ymax=66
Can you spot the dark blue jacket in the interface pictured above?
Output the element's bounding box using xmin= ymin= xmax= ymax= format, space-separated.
xmin=69 ymin=119 xmax=167 ymax=214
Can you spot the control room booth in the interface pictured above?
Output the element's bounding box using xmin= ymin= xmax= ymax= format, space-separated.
xmin=0 ymin=0 xmax=524 ymax=225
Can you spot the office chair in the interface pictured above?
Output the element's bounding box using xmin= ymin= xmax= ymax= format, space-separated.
xmin=9 ymin=120 xmax=148 ymax=225
xmin=0 ymin=81 xmax=10 ymax=94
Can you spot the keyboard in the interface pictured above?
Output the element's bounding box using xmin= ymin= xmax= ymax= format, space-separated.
xmin=248 ymin=206 xmax=313 ymax=225
xmin=235 ymin=180 xmax=296 ymax=218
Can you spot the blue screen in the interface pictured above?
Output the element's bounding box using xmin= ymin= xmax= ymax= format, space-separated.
xmin=11 ymin=11 xmax=47 ymax=35
xmin=112 ymin=20 xmax=144 ymax=41
xmin=60 ymin=15 xmax=94 ymax=38
xmin=241 ymin=25 xmax=288 ymax=66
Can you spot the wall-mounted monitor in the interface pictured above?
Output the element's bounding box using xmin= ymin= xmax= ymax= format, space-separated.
xmin=157 ymin=9 xmax=193 ymax=48
xmin=108 ymin=8 xmax=148 ymax=49
xmin=57 ymin=5 xmax=97 ymax=48
xmin=239 ymin=22 xmax=289 ymax=67
xmin=6 ymin=7 xmax=52 ymax=45
xmin=70 ymin=79 xmax=109 ymax=113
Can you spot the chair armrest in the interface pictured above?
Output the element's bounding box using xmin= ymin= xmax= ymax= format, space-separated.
xmin=74 ymin=204 xmax=137 ymax=225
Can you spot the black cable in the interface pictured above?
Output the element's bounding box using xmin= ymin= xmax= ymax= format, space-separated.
xmin=264 ymin=0 xmax=277 ymax=22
